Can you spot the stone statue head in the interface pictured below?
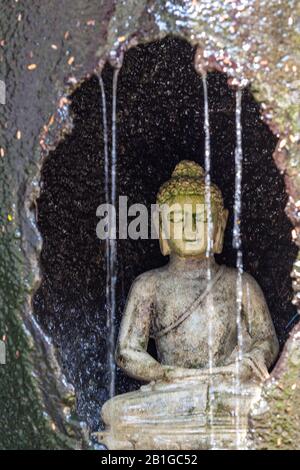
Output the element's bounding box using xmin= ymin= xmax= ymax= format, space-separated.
xmin=156 ymin=160 xmax=228 ymax=257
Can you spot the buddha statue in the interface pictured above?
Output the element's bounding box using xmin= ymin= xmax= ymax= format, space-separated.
xmin=98 ymin=160 xmax=279 ymax=450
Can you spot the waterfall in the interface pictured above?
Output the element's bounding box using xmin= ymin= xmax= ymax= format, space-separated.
xmin=99 ymin=75 xmax=113 ymax=400
xmin=99 ymin=76 xmax=109 ymax=211
xmin=202 ymin=74 xmax=216 ymax=448
xmin=233 ymin=88 xmax=244 ymax=448
xmin=99 ymin=68 xmax=120 ymax=400
xmin=109 ymin=68 xmax=120 ymax=399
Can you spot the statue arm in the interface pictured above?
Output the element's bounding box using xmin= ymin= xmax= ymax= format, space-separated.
xmin=115 ymin=274 xmax=165 ymax=382
xmin=241 ymin=273 xmax=279 ymax=376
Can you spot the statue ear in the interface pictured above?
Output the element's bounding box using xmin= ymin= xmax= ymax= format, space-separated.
xmin=156 ymin=211 xmax=171 ymax=256
xmin=222 ymin=208 xmax=229 ymax=229
xmin=213 ymin=209 xmax=228 ymax=254
xmin=159 ymin=236 xmax=171 ymax=256
xmin=159 ymin=224 xmax=171 ymax=256
xmin=158 ymin=212 xmax=170 ymax=256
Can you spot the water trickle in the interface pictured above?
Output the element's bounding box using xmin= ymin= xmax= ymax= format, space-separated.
xmin=233 ymin=88 xmax=244 ymax=448
xmin=99 ymin=68 xmax=120 ymax=400
xmin=99 ymin=76 xmax=109 ymax=208
xmin=98 ymin=74 xmax=113 ymax=400
xmin=108 ymin=68 xmax=120 ymax=399
xmin=202 ymin=73 xmax=216 ymax=448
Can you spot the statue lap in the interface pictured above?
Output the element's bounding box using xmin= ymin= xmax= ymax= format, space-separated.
xmin=99 ymin=376 xmax=261 ymax=450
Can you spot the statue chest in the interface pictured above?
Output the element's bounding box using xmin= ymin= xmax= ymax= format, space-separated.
xmin=152 ymin=275 xmax=238 ymax=367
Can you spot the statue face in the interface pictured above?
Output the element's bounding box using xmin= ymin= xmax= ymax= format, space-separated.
xmin=160 ymin=195 xmax=228 ymax=257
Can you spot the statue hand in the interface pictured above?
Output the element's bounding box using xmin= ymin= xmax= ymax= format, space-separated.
xmin=162 ymin=366 xmax=208 ymax=381
xmin=240 ymin=355 xmax=269 ymax=382
xmin=226 ymin=356 xmax=268 ymax=382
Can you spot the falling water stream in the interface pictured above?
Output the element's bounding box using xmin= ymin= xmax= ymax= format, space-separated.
xmin=233 ymin=88 xmax=244 ymax=448
xmin=109 ymin=68 xmax=120 ymax=399
xmin=98 ymin=75 xmax=112 ymax=402
xmin=203 ymin=78 xmax=245 ymax=448
xmin=99 ymin=68 xmax=120 ymax=401
xmin=99 ymin=76 xmax=109 ymax=212
xmin=202 ymin=74 xmax=216 ymax=448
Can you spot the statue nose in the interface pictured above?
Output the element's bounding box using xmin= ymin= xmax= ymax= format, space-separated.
xmin=183 ymin=224 xmax=198 ymax=240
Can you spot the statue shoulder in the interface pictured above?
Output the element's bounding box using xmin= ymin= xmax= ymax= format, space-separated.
xmin=216 ymin=265 xmax=238 ymax=283
xmin=220 ymin=265 xmax=264 ymax=296
xmin=241 ymin=271 xmax=265 ymax=297
xmin=130 ymin=268 xmax=161 ymax=297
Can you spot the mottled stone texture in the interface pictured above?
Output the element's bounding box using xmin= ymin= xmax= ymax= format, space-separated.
xmin=0 ymin=0 xmax=299 ymax=449
xmin=250 ymin=323 xmax=300 ymax=450
xmin=0 ymin=0 xmax=114 ymax=450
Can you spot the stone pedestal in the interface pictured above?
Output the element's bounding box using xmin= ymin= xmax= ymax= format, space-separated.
xmin=96 ymin=378 xmax=261 ymax=450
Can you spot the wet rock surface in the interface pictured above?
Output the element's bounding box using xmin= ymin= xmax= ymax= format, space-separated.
xmin=0 ymin=0 xmax=115 ymax=449
xmin=1 ymin=0 xmax=299 ymax=448
xmin=34 ymin=37 xmax=297 ymax=431
xmin=249 ymin=322 xmax=300 ymax=450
